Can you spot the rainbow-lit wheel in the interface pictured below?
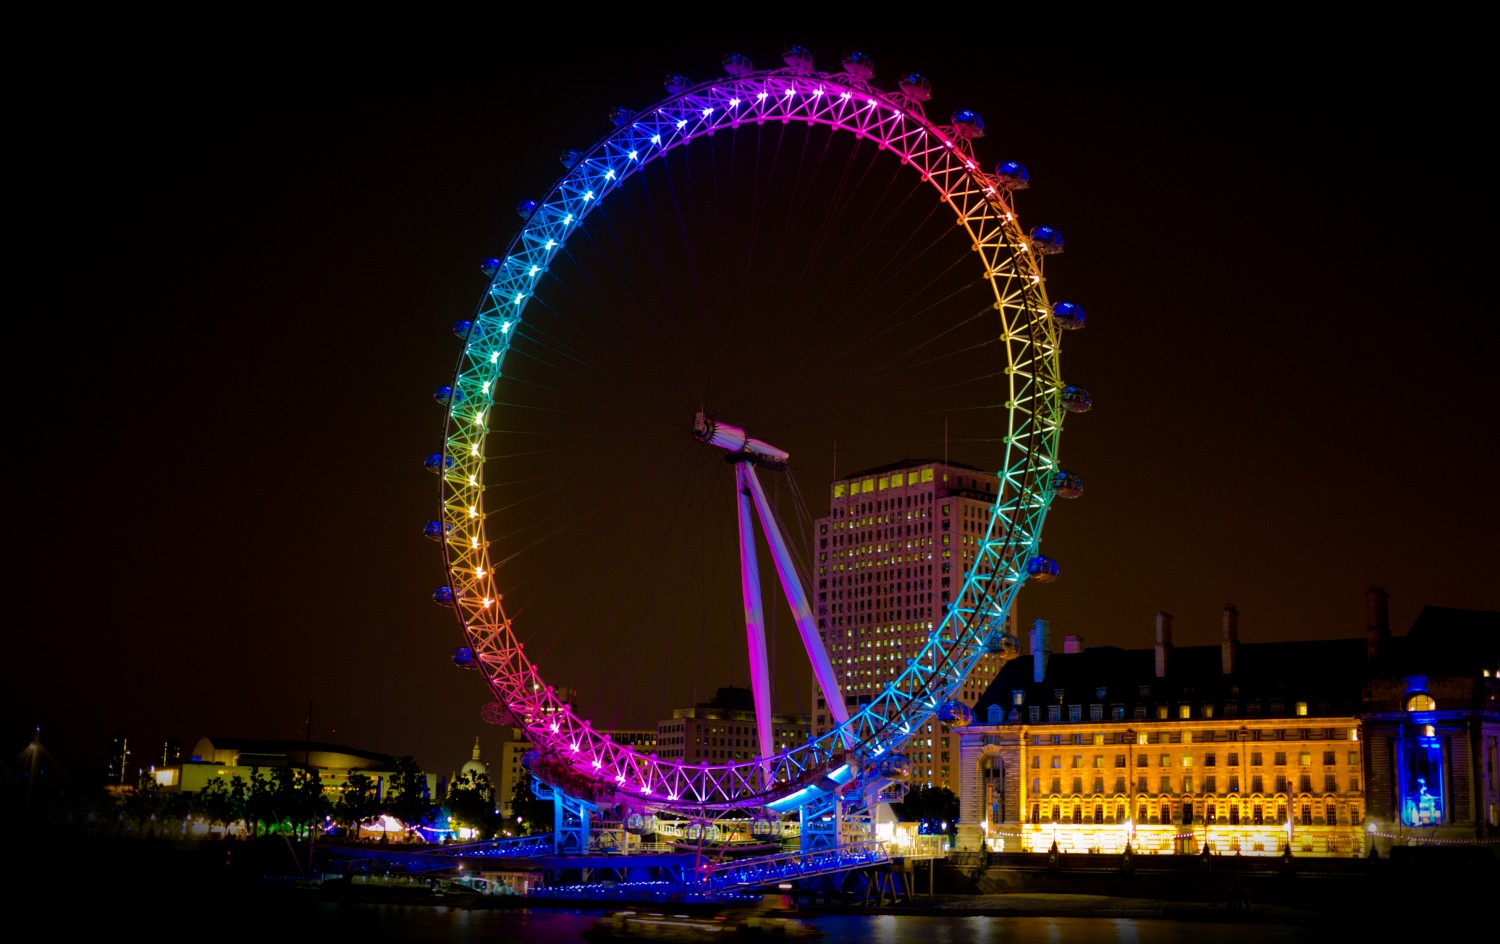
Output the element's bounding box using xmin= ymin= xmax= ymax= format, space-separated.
xmin=429 ymin=47 xmax=1084 ymax=823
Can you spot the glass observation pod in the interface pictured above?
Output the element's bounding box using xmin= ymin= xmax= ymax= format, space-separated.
xmin=1061 ymin=385 xmax=1093 ymax=413
xmin=452 ymin=319 xmax=473 ymax=340
xmin=452 ymin=647 xmax=478 ymax=668
xmin=433 ymin=585 xmax=459 ymax=606
xmin=480 ymin=257 xmax=501 ymax=278
xmin=515 ymin=199 xmax=538 ymax=219
xmin=937 ymin=701 xmax=975 ymax=728
xmin=899 ymin=73 xmax=933 ymax=101
xmin=1051 ymin=301 xmax=1086 ymax=330
xmin=624 ymin=812 xmax=653 ymax=835
xmin=424 ymin=453 xmax=455 ymax=473
xmin=559 ymin=149 xmax=583 ymax=169
xmin=1026 ymin=556 xmax=1061 ymax=583
xmin=842 ymin=50 xmax=875 ymax=79
xmin=782 ymin=45 xmax=814 ymax=72
xmin=434 ymin=385 xmax=463 ymax=407
xmin=951 ymin=109 xmax=986 ymax=139
xmin=877 ymin=753 xmax=914 ymax=782
xmin=985 ymin=632 xmax=1020 ymax=656
xmin=722 ymin=52 xmax=754 ymax=76
xmin=1052 ymin=470 xmax=1085 ymax=499
xmin=664 ymin=73 xmax=694 ymax=94
xmin=1029 ymin=226 xmax=1065 ymax=254
xmin=994 ymin=161 xmax=1030 ymax=190
xmin=424 ymin=519 xmax=454 ymax=540
xmin=608 ymin=107 xmax=635 ymax=127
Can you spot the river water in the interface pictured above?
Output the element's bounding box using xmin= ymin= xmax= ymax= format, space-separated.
xmin=241 ymin=900 xmax=1332 ymax=943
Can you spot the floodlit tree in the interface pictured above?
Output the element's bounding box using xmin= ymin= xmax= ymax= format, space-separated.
xmin=445 ymin=770 xmax=500 ymax=840
xmin=197 ymin=774 xmax=249 ymax=835
xmin=384 ymin=756 xmax=434 ymax=842
xmin=508 ymin=774 xmax=553 ymax=837
xmin=335 ymin=770 xmax=381 ymax=840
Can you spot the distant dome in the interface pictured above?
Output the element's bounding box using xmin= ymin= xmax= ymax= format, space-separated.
xmin=460 ymin=736 xmax=486 ymax=778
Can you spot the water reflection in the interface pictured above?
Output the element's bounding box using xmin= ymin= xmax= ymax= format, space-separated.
xmin=253 ymin=903 xmax=1329 ymax=944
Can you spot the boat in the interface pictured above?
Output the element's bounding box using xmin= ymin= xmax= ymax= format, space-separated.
xmin=583 ymin=894 xmax=822 ymax=941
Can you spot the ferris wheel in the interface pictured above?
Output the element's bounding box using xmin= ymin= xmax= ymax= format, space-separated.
xmin=427 ymin=46 xmax=1088 ymax=823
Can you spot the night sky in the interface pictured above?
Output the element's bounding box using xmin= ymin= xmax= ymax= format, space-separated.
xmin=11 ymin=35 xmax=1494 ymax=785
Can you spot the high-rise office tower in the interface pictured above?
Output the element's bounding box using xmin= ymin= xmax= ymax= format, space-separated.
xmin=812 ymin=459 xmax=1008 ymax=792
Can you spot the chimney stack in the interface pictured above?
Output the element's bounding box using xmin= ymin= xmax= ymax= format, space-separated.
xmin=1063 ymin=634 xmax=1084 ymax=654
xmin=1154 ymin=611 xmax=1173 ymax=678
xmin=1221 ymin=604 xmax=1240 ymax=675
xmin=1365 ymin=586 xmax=1390 ymax=662
xmin=1031 ymin=619 xmax=1051 ymax=683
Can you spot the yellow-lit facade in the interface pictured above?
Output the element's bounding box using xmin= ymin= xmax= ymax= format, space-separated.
xmin=957 ymin=606 xmax=1385 ymax=858
xmin=962 ymin=716 xmax=1367 ymax=857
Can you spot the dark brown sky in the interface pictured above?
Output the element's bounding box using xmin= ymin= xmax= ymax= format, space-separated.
xmin=11 ymin=34 xmax=1493 ymax=783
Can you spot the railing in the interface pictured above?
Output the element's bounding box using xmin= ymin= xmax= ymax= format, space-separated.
xmin=694 ymin=840 xmax=892 ymax=890
xmin=446 ymin=835 xmax=556 ymax=858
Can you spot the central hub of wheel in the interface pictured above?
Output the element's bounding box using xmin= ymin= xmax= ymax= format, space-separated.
xmin=693 ymin=411 xmax=789 ymax=471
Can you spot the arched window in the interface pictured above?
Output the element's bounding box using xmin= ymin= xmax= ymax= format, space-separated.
xmin=1404 ymin=691 xmax=1437 ymax=712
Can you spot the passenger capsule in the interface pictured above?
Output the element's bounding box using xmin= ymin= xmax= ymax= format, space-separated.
xmin=452 ymin=646 xmax=477 ymax=668
xmin=559 ymin=149 xmax=583 ymax=169
xmin=984 ymin=631 xmax=1020 ymax=657
xmin=937 ymin=701 xmax=975 ymax=728
xmin=433 ymin=585 xmax=458 ymax=606
xmin=876 ymin=753 xmax=913 ymax=782
xmin=722 ymin=52 xmax=754 ymax=76
xmin=480 ymin=257 xmax=501 ymax=278
xmin=1061 ymin=385 xmax=1092 ymax=413
xmin=452 ymin=319 xmax=473 ymax=340
xmin=1029 ymin=226 xmax=1065 ymax=254
xmin=1051 ymin=301 xmax=1086 ymax=330
xmin=1052 ymin=470 xmax=1085 ymax=499
xmin=664 ymin=73 xmax=694 ymax=94
xmin=521 ymin=749 xmax=539 ymax=771
xmin=434 ymin=385 xmax=462 ymax=407
xmin=608 ymin=106 xmax=634 ymax=127
xmin=898 ymin=73 xmax=932 ymax=101
xmin=423 ymin=519 xmax=453 ymax=540
xmin=624 ymin=812 xmax=652 ymax=835
xmin=782 ymin=45 xmax=814 ymax=72
xmin=994 ymin=161 xmax=1030 ymax=190
xmin=424 ymin=452 xmax=454 ymax=473
xmin=1026 ymin=556 xmax=1061 ymax=583
xmin=951 ymin=109 xmax=986 ymax=139
xmin=516 ymin=199 xmax=538 ymax=219
xmin=842 ymin=51 xmax=875 ymax=80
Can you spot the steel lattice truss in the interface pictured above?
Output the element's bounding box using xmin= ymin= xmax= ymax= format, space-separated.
xmin=435 ymin=60 xmax=1069 ymax=813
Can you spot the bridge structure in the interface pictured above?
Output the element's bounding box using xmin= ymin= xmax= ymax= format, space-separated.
xmin=317 ymin=777 xmax=946 ymax=902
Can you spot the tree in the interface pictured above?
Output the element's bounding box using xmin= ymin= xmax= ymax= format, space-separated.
xmin=245 ymin=767 xmax=276 ymax=836
xmin=384 ymin=756 xmax=434 ymax=841
xmin=335 ymin=770 xmax=381 ymax=840
xmin=196 ymin=774 xmax=248 ymax=835
xmin=122 ymin=777 xmax=172 ymax=836
xmin=445 ymin=770 xmax=500 ymax=840
xmin=891 ymin=785 xmax=960 ymax=835
xmin=287 ymin=767 xmax=330 ymax=837
xmin=508 ymin=774 xmax=553 ymax=836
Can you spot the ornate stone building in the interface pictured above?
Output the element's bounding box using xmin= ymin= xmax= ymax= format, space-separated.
xmin=956 ymin=592 xmax=1481 ymax=857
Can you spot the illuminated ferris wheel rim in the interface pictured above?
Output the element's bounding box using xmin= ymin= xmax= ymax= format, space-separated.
xmin=436 ymin=53 xmax=1076 ymax=813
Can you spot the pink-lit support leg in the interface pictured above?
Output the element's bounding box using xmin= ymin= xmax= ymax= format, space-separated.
xmin=741 ymin=464 xmax=851 ymax=735
xmin=736 ymin=462 xmax=775 ymax=784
